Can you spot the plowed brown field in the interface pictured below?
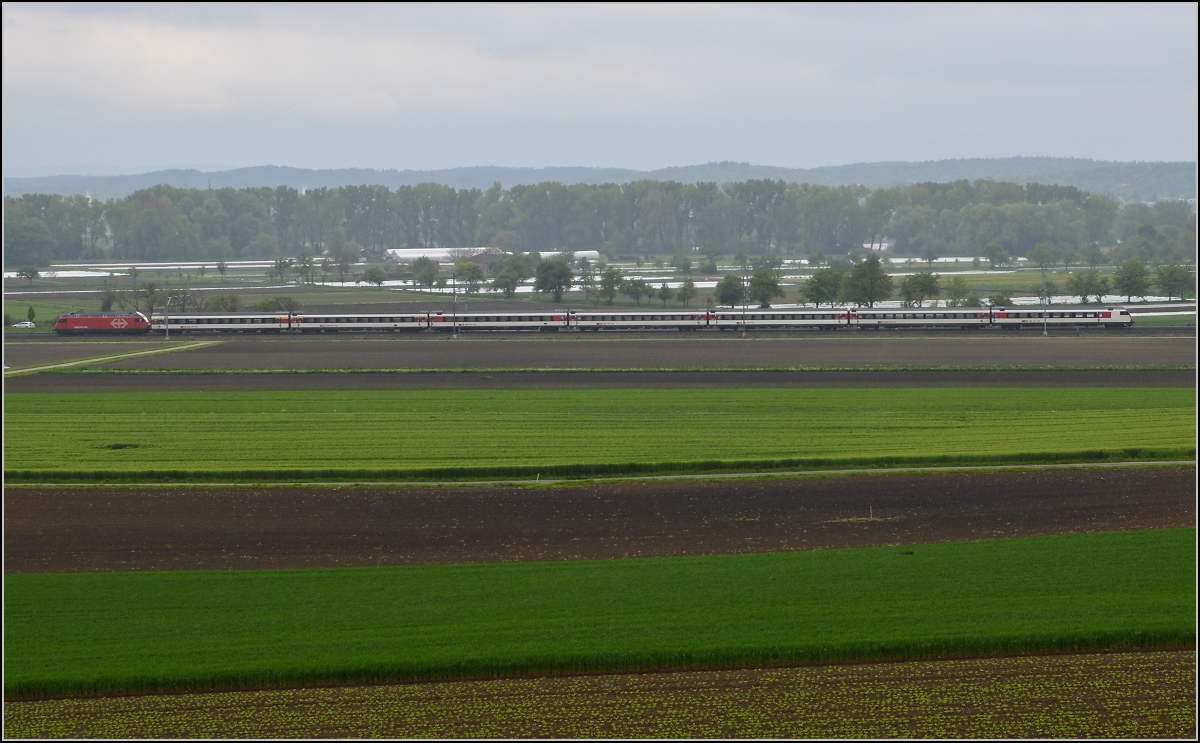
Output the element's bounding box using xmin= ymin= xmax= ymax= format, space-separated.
xmin=7 ymin=467 xmax=1192 ymax=574
xmin=3 ymin=340 xmax=166 ymax=368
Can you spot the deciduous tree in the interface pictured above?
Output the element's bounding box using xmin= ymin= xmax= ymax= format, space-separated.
xmin=412 ymin=256 xmax=440 ymax=291
xmin=1027 ymin=244 xmax=1058 ymax=272
xmin=802 ymin=267 xmax=845 ymax=307
xmin=599 ymin=266 xmax=623 ymax=305
xmin=899 ymin=271 xmax=940 ymax=307
xmin=533 ymin=256 xmax=574 ymax=302
xmin=748 ymin=269 xmax=784 ymax=308
xmin=1066 ymin=270 xmax=1110 ymax=304
xmin=982 ymin=243 xmax=1010 ymax=269
xmin=16 ymin=266 xmax=39 ymax=286
xmin=840 ymin=255 xmax=893 ymax=307
xmin=944 ymin=276 xmax=971 ymax=307
xmin=361 ymin=266 xmax=387 ymax=287
xmin=456 ymin=262 xmax=486 ymax=298
xmin=621 ymin=278 xmax=651 ymax=306
xmin=676 ymin=278 xmax=697 ymax=306
xmin=1155 ymin=263 xmax=1195 ymax=301
xmin=1112 ymin=261 xmax=1150 ymax=302
xmin=715 ymin=274 xmax=745 ymax=308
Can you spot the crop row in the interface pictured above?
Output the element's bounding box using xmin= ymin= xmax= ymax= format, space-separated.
xmin=5 ymin=650 xmax=1193 ymax=738
xmin=4 ymin=388 xmax=1193 ymax=478
xmin=5 ymin=529 xmax=1194 ymax=696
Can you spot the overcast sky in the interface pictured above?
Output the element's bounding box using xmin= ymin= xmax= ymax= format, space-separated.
xmin=3 ymin=3 xmax=1196 ymax=176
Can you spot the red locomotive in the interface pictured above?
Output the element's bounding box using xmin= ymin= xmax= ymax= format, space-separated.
xmin=54 ymin=312 xmax=151 ymax=335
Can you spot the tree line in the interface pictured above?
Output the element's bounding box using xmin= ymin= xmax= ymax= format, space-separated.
xmin=5 ymin=178 xmax=1195 ymax=268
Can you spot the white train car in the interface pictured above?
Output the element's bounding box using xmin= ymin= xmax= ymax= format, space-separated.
xmin=428 ymin=312 xmax=569 ymax=332
xmin=570 ymin=310 xmax=709 ymax=331
xmin=708 ymin=309 xmax=849 ymax=330
xmin=150 ymin=313 xmax=291 ymax=332
xmin=990 ymin=307 xmax=1133 ymax=329
xmin=294 ymin=313 xmax=428 ymax=332
xmin=851 ymin=308 xmax=991 ymax=329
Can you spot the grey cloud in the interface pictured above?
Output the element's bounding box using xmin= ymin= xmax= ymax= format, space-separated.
xmin=3 ymin=3 xmax=1195 ymax=174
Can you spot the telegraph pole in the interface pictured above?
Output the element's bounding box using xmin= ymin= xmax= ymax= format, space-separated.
xmin=1042 ymin=267 xmax=1049 ymax=337
xmin=741 ymin=267 xmax=748 ymax=338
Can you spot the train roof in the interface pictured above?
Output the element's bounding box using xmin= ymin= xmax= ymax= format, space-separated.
xmin=58 ymin=312 xmax=147 ymax=318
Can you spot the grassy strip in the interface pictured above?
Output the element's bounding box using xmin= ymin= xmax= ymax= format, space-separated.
xmin=1133 ymin=315 xmax=1197 ymax=327
xmin=6 ymin=448 xmax=1194 ymax=484
xmin=52 ymin=364 xmax=1198 ymax=374
xmin=5 ymin=529 xmax=1194 ymax=697
xmin=5 ymin=389 xmax=1193 ymax=477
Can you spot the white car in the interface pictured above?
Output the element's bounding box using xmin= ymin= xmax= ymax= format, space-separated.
xmin=11 ymin=321 xmax=36 ymax=328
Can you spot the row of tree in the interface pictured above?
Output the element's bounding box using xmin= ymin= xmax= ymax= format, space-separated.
xmin=34 ymin=250 xmax=1191 ymax=317
xmin=6 ymin=178 xmax=1194 ymax=267
xmin=333 ymin=253 xmax=1200 ymax=308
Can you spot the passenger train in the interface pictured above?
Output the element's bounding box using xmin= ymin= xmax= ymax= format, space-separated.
xmin=51 ymin=306 xmax=1134 ymax=334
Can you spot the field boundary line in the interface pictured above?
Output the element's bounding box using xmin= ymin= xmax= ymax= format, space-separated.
xmin=4 ymin=341 xmax=225 ymax=376
xmin=5 ymin=460 xmax=1193 ymax=489
xmin=50 ymin=364 xmax=1198 ymax=375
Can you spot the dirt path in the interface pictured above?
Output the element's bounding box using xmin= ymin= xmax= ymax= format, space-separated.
xmin=7 ymin=467 xmax=1192 ymax=573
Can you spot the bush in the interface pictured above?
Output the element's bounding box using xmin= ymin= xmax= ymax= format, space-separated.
xmin=253 ymin=296 xmax=300 ymax=312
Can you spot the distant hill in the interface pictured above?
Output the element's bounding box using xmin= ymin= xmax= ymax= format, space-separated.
xmin=5 ymin=157 xmax=1195 ymax=201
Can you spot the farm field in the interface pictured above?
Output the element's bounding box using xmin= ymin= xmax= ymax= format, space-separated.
xmin=4 ymin=306 xmax=1193 ymax=736
xmin=6 ymin=467 xmax=1194 ymax=573
xmin=5 ymin=529 xmax=1194 ymax=697
xmin=4 ymin=368 xmax=1197 ymax=392
xmin=6 ymin=650 xmax=1192 ymax=738
xmin=1135 ymin=313 xmax=1197 ymax=326
xmin=85 ymin=335 xmax=1197 ymax=370
xmin=2 ymin=340 xmax=176 ymax=369
xmin=4 ymin=388 xmax=1194 ymax=480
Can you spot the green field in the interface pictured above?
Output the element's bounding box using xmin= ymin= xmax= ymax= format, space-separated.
xmin=5 ymin=529 xmax=1194 ymax=696
xmin=1134 ymin=314 xmax=1197 ymax=327
xmin=3 ymin=388 xmax=1193 ymax=481
xmin=3 ymin=300 xmax=91 ymax=334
